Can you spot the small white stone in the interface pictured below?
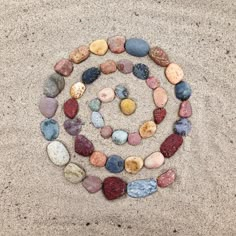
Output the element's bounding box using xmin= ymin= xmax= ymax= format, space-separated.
xmin=144 ymin=152 xmax=164 ymax=169
xmin=97 ymin=88 xmax=115 ymax=103
xmin=70 ymin=82 xmax=86 ymax=99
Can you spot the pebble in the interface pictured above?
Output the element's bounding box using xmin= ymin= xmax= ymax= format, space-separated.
xmin=149 ymin=46 xmax=170 ymax=67
xmin=82 ymin=67 xmax=101 ymax=84
xmin=133 ymin=63 xmax=149 ymax=80
xmin=91 ymin=111 xmax=105 ymax=128
xmin=115 ymin=84 xmax=129 ymax=99
xmin=175 ymin=81 xmax=192 ymax=101
xmin=54 ymin=59 xmax=73 ymax=77
xmin=128 ymin=132 xmax=142 ymax=146
xmin=70 ymin=82 xmax=86 ymax=99
xmin=100 ymin=60 xmax=117 ymax=74
xmin=100 ymin=125 xmax=113 ymax=139
xmin=75 ymin=135 xmax=94 ymax=157
xmin=107 ymin=35 xmax=126 ymax=53
xmin=139 ymin=121 xmax=157 ymax=138
xmin=88 ymin=98 xmax=101 ymax=112
xmin=125 ymin=156 xmax=143 ymax=174
xmin=165 ymin=63 xmax=184 ymax=84
xmin=64 ymin=118 xmax=83 ymax=136
xmin=64 ymin=163 xmax=86 ymax=184
xmin=116 ymin=59 xmax=133 ymax=74
xmin=179 ymin=100 xmax=192 ymax=118
xmin=127 ymin=178 xmax=157 ymax=198
xmin=82 ymin=175 xmax=102 ymax=193
xmin=157 ymin=169 xmax=176 ymax=188
xmin=97 ymin=87 xmax=115 ymax=103
xmin=63 ymin=98 xmax=79 ymax=119
xmin=144 ymin=152 xmax=164 ymax=169
xmin=89 ymin=39 xmax=108 ymax=55
xmin=174 ymin=118 xmax=192 ymax=136
xmin=112 ymin=130 xmax=128 ymax=145
xmin=160 ymin=133 xmax=183 ymax=158
xmin=47 ymin=141 xmax=70 ymax=166
xmin=43 ymin=73 xmax=65 ymax=98
xmin=125 ymin=38 xmax=150 ymax=57
xmin=153 ymin=87 xmax=168 ymax=108
xmin=120 ymin=99 xmax=136 ymax=115
xmin=105 ymin=155 xmax=125 ymax=173
xmin=103 ymin=177 xmax=127 ymax=200
xmin=90 ymin=151 xmax=107 ymax=167
xmin=40 ymin=119 xmax=59 ymax=141
xmin=39 ymin=97 xmax=58 ymax=118
xmin=69 ymin=46 xmax=90 ymax=64
xmin=153 ymin=108 xmax=166 ymax=124
xmin=146 ymin=76 xmax=160 ymax=90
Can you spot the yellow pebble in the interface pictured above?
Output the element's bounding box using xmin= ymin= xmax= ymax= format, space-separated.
xmin=125 ymin=156 xmax=143 ymax=174
xmin=70 ymin=82 xmax=86 ymax=99
xmin=89 ymin=39 xmax=108 ymax=56
xmin=139 ymin=121 xmax=157 ymax=138
xmin=120 ymin=99 xmax=136 ymax=115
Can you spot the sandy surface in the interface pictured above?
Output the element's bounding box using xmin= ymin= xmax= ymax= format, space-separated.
xmin=0 ymin=0 xmax=235 ymax=235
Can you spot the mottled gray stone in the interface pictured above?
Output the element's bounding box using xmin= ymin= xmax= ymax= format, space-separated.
xmin=174 ymin=118 xmax=192 ymax=136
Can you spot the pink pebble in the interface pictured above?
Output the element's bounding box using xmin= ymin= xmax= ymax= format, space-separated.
xmin=100 ymin=126 xmax=113 ymax=139
xmin=128 ymin=132 xmax=142 ymax=146
xmin=54 ymin=58 xmax=73 ymax=77
xmin=157 ymin=169 xmax=176 ymax=188
xmin=82 ymin=175 xmax=102 ymax=193
xmin=146 ymin=76 xmax=160 ymax=89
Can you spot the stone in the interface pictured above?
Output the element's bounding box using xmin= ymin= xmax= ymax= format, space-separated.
xmin=40 ymin=119 xmax=59 ymax=141
xmin=139 ymin=121 xmax=156 ymax=138
xmin=47 ymin=141 xmax=70 ymax=166
xmin=82 ymin=67 xmax=101 ymax=84
xmin=82 ymin=175 xmax=102 ymax=193
xmin=88 ymin=98 xmax=101 ymax=112
xmin=133 ymin=63 xmax=149 ymax=80
xmin=144 ymin=152 xmax=164 ymax=169
xmin=146 ymin=76 xmax=160 ymax=90
xmin=125 ymin=38 xmax=150 ymax=57
xmin=120 ymin=98 xmax=136 ymax=115
xmin=97 ymin=87 xmax=115 ymax=103
xmin=127 ymin=178 xmax=157 ymax=198
xmin=116 ymin=59 xmax=133 ymax=74
xmin=39 ymin=97 xmax=58 ymax=118
xmin=69 ymin=46 xmax=90 ymax=64
xmin=149 ymin=46 xmax=170 ymax=67
xmin=63 ymin=98 xmax=79 ymax=119
xmin=157 ymin=169 xmax=176 ymax=188
xmin=103 ymin=177 xmax=127 ymax=200
xmin=175 ymin=81 xmax=192 ymax=101
xmin=153 ymin=87 xmax=168 ymax=108
xmin=174 ymin=118 xmax=192 ymax=136
xmin=70 ymin=82 xmax=86 ymax=99
xmin=90 ymin=151 xmax=107 ymax=167
xmin=105 ymin=155 xmax=125 ymax=173
xmin=107 ymin=35 xmax=126 ymax=53
xmin=91 ymin=111 xmax=105 ymax=128
xmin=153 ymin=108 xmax=167 ymax=124
xmin=115 ymin=84 xmax=129 ymax=99
xmin=64 ymin=118 xmax=83 ymax=136
xmin=100 ymin=125 xmax=113 ymax=139
xmin=112 ymin=130 xmax=128 ymax=145
xmin=75 ymin=135 xmax=94 ymax=157
xmin=43 ymin=73 xmax=65 ymax=98
xmin=100 ymin=60 xmax=117 ymax=74
xmin=54 ymin=59 xmax=73 ymax=77
xmin=128 ymin=132 xmax=142 ymax=146
xmin=64 ymin=163 xmax=86 ymax=184
xmin=179 ymin=100 xmax=192 ymax=118
xmin=160 ymin=133 xmax=183 ymax=158
xmin=165 ymin=63 xmax=184 ymax=84
xmin=125 ymin=156 xmax=143 ymax=174
xmin=89 ymin=39 xmax=108 ymax=55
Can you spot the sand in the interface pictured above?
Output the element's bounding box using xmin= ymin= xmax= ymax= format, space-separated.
xmin=0 ymin=0 xmax=235 ymax=235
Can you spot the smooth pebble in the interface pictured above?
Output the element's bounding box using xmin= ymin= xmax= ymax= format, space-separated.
xmin=88 ymin=98 xmax=101 ymax=112
xmin=133 ymin=63 xmax=149 ymax=80
xmin=179 ymin=100 xmax=192 ymax=118
xmin=75 ymin=135 xmax=94 ymax=157
xmin=90 ymin=151 xmax=107 ymax=167
xmin=40 ymin=119 xmax=59 ymax=141
xmin=115 ymin=84 xmax=129 ymax=99
xmin=63 ymin=98 xmax=79 ymax=119
xmin=120 ymin=99 xmax=136 ymax=115
xmin=91 ymin=112 xmax=105 ymax=128
xmin=100 ymin=60 xmax=117 ymax=74
xmin=69 ymin=46 xmax=90 ymax=64
xmin=64 ymin=163 xmax=86 ymax=184
xmin=175 ymin=81 xmax=192 ymax=101
xmin=139 ymin=121 xmax=156 ymax=138
xmin=107 ymin=35 xmax=126 ymax=53
xmin=125 ymin=156 xmax=143 ymax=174
xmin=89 ymin=39 xmax=108 ymax=55
xmin=39 ymin=97 xmax=58 ymax=118
xmin=153 ymin=87 xmax=168 ymax=108
xmin=64 ymin=118 xmax=83 ymax=136
xmin=117 ymin=59 xmax=133 ymax=74
xmin=97 ymin=87 xmax=115 ymax=103
xmin=112 ymin=130 xmax=128 ymax=145
xmin=54 ymin=59 xmax=73 ymax=77
xmin=153 ymin=108 xmax=167 ymax=124
xmin=146 ymin=76 xmax=160 ymax=89
xmin=100 ymin=125 xmax=113 ymax=139
xmin=144 ymin=152 xmax=164 ymax=169
xmin=149 ymin=46 xmax=170 ymax=67
xmin=70 ymin=82 xmax=86 ymax=99
xmin=157 ymin=169 xmax=176 ymax=188
xmin=105 ymin=155 xmax=124 ymax=173
xmin=82 ymin=67 xmax=101 ymax=84
xmin=128 ymin=132 xmax=142 ymax=146
xmin=165 ymin=63 xmax=184 ymax=84
xmin=82 ymin=175 xmax=103 ymax=193
xmin=174 ymin=118 xmax=192 ymax=136
xmin=125 ymin=38 xmax=150 ymax=57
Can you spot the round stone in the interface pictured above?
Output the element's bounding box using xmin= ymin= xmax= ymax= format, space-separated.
xmin=64 ymin=118 xmax=83 ymax=136
xmin=117 ymin=59 xmax=133 ymax=74
xmin=82 ymin=67 xmax=101 ymax=84
xmin=100 ymin=60 xmax=117 ymax=74
xmin=112 ymin=130 xmax=128 ymax=145
xmin=179 ymin=100 xmax=192 ymax=118
xmin=70 ymin=82 xmax=86 ymax=99
xmin=175 ymin=81 xmax=192 ymax=101
xmin=47 ymin=141 xmax=70 ymax=166
xmin=120 ymin=99 xmax=136 ymax=115
xmin=63 ymin=98 xmax=79 ymax=119
xmin=146 ymin=76 xmax=160 ymax=90
xmin=149 ymin=46 xmax=170 ymax=67
xmin=153 ymin=87 xmax=168 ymax=108
xmin=153 ymin=108 xmax=167 ymax=124
xmin=125 ymin=38 xmax=150 ymax=57
xmin=174 ymin=118 xmax=192 ymax=136
xmin=69 ymin=46 xmax=90 ymax=64
xmin=139 ymin=121 xmax=157 ymax=138
xmin=39 ymin=97 xmax=58 ymax=118
xmin=105 ymin=155 xmax=125 ymax=173
xmin=100 ymin=125 xmax=113 ymax=139
xmin=133 ymin=63 xmax=149 ymax=80
xmin=40 ymin=119 xmax=59 ymax=141
xmin=90 ymin=151 xmax=107 ymax=167
xmin=107 ymin=35 xmax=126 ymax=53
xmin=165 ymin=63 xmax=184 ymax=84
xmin=89 ymin=39 xmax=108 ymax=56
xmin=97 ymin=87 xmax=115 ymax=103
xmin=64 ymin=163 xmax=86 ymax=184
xmin=88 ymin=98 xmax=101 ymax=112
xmin=157 ymin=169 xmax=176 ymax=188
xmin=75 ymin=135 xmax=94 ymax=157
xmin=82 ymin=175 xmax=102 ymax=193
xmin=91 ymin=112 xmax=104 ymax=128
xmin=128 ymin=132 xmax=142 ymax=146
xmin=115 ymin=84 xmax=129 ymax=99
xmin=54 ymin=59 xmax=73 ymax=77
xmin=144 ymin=152 xmax=164 ymax=169
xmin=125 ymin=156 xmax=143 ymax=174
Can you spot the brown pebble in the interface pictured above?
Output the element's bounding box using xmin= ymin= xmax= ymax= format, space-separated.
xmin=139 ymin=121 xmax=157 ymax=138
xmin=108 ymin=35 xmax=126 ymax=53
xmin=90 ymin=151 xmax=107 ymax=167
xmin=69 ymin=46 xmax=90 ymax=64
xmin=125 ymin=156 xmax=143 ymax=174
xmin=54 ymin=59 xmax=73 ymax=77
xmin=165 ymin=63 xmax=184 ymax=84
xmin=100 ymin=60 xmax=117 ymax=74
xmin=149 ymin=46 xmax=170 ymax=67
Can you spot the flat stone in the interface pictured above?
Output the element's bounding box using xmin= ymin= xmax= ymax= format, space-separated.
xmin=54 ymin=59 xmax=73 ymax=77
xmin=40 ymin=119 xmax=59 ymax=141
xmin=125 ymin=156 xmax=143 ymax=174
xmin=157 ymin=169 xmax=176 ymax=188
xmin=179 ymin=100 xmax=192 ymax=118
xmin=174 ymin=118 xmax=192 ymax=136
xmin=139 ymin=121 xmax=156 ymax=138
xmin=107 ymin=35 xmax=126 ymax=53
xmin=153 ymin=108 xmax=167 ymax=124
xmin=125 ymin=38 xmax=149 ymax=57
xmin=153 ymin=87 xmax=168 ymax=108
xmin=149 ymin=46 xmax=170 ymax=67
xmin=144 ymin=152 xmax=164 ymax=169
xmin=64 ymin=118 xmax=83 ymax=136
xmin=115 ymin=84 xmax=129 ymax=99
xmin=117 ymin=59 xmax=133 ymax=74
xmin=105 ymin=155 xmax=124 ymax=173
xmin=97 ymin=87 xmax=115 ymax=103
xmin=112 ymin=130 xmax=128 ymax=145
xmin=82 ymin=67 xmax=101 ymax=84
xmin=175 ymin=81 xmax=192 ymax=101
xmin=133 ymin=63 xmax=149 ymax=80
xmin=165 ymin=63 xmax=184 ymax=84
xmin=63 ymin=98 xmax=79 ymax=119
xmin=64 ymin=163 xmax=86 ymax=184
xmin=75 ymin=135 xmax=94 ymax=157
xmin=120 ymin=98 xmax=136 ymax=115
xmin=82 ymin=175 xmax=102 ymax=193
xmin=39 ymin=97 xmax=58 ymax=118
xmin=100 ymin=60 xmax=117 ymax=74
xmin=89 ymin=39 xmax=108 ymax=56
xmin=69 ymin=46 xmax=90 ymax=64
xmin=146 ymin=76 xmax=160 ymax=90
xmin=128 ymin=132 xmax=142 ymax=146
xmin=70 ymin=82 xmax=86 ymax=99
xmin=100 ymin=125 xmax=113 ymax=139
xmin=91 ymin=111 xmax=104 ymax=128
xmin=90 ymin=151 xmax=107 ymax=167
xmin=88 ymin=98 xmax=101 ymax=112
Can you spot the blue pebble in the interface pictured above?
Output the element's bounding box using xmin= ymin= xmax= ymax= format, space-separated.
xmin=127 ymin=178 xmax=157 ymax=198
xmin=175 ymin=81 xmax=192 ymax=101
xmin=133 ymin=63 xmax=149 ymax=80
xmin=174 ymin=118 xmax=192 ymax=136
xmin=88 ymin=98 xmax=101 ymax=111
xmin=40 ymin=119 xmax=59 ymax=141
xmin=91 ymin=111 xmax=104 ymax=128
xmin=105 ymin=155 xmax=125 ymax=173
xmin=125 ymin=38 xmax=150 ymax=57
xmin=112 ymin=130 xmax=128 ymax=145
xmin=82 ymin=67 xmax=101 ymax=84
xmin=115 ymin=85 xmax=129 ymax=99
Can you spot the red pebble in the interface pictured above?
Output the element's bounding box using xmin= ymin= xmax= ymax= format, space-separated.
xmin=153 ymin=108 xmax=166 ymax=124
xmin=103 ymin=177 xmax=127 ymax=200
xmin=64 ymin=98 xmax=79 ymax=119
xmin=75 ymin=135 xmax=94 ymax=157
xmin=160 ymin=134 xmax=183 ymax=158
xmin=157 ymin=169 xmax=176 ymax=187
xmin=54 ymin=58 xmax=73 ymax=77
xmin=179 ymin=100 xmax=192 ymax=118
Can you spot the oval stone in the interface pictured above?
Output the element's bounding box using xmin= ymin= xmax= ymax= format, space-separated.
xmin=63 ymin=98 xmax=79 ymax=119
xmin=125 ymin=38 xmax=150 ymax=57
xmin=144 ymin=152 xmax=164 ymax=169
xmin=115 ymin=84 xmax=129 ymax=99
xmin=100 ymin=125 xmax=113 ymax=139
xmin=149 ymin=46 xmax=170 ymax=67
xmin=157 ymin=169 xmax=176 ymax=188
xmin=133 ymin=63 xmax=149 ymax=80
xmin=125 ymin=156 xmax=143 ymax=174
xmin=39 ymin=97 xmax=58 ymax=118
xmin=40 ymin=119 xmax=59 ymax=141
xmin=175 ymin=81 xmax=192 ymax=101
xmin=64 ymin=118 xmax=83 ymax=136
xmin=100 ymin=60 xmax=117 ymax=74
xmin=97 ymin=87 xmax=115 ymax=103
xmin=112 ymin=130 xmax=128 ymax=145
xmin=165 ymin=63 xmax=184 ymax=84
xmin=70 ymin=82 xmax=86 ymax=99
xmin=54 ymin=59 xmax=73 ymax=77
xmin=117 ymin=59 xmax=133 ymax=74
xmin=88 ymin=98 xmax=101 ymax=112
xmin=120 ymin=99 xmax=136 ymax=115
xmin=69 ymin=46 xmax=90 ymax=64
xmin=75 ymin=135 xmax=94 ymax=157
xmin=91 ymin=112 xmax=104 ymax=128
xmin=105 ymin=155 xmax=124 ymax=173
xmin=82 ymin=67 xmax=101 ymax=84
xmin=89 ymin=39 xmax=108 ymax=56
xmin=90 ymin=151 xmax=107 ymax=167
xmin=146 ymin=76 xmax=160 ymax=90
xmin=139 ymin=121 xmax=157 ymax=138
xmin=174 ymin=118 xmax=192 ymax=136
xmin=64 ymin=163 xmax=86 ymax=184
xmin=82 ymin=175 xmax=102 ymax=193
xmin=153 ymin=87 xmax=168 ymax=108
xmin=153 ymin=108 xmax=167 ymax=124
xmin=179 ymin=100 xmax=192 ymax=118
xmin=107 ymin=35 xmax=126 ymax=54
xmin=128 ymin=132 xmax=142 ymax=146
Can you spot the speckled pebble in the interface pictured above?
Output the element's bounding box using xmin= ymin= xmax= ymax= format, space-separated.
xmin=64 ymin=118 xmax=83 ymax=136
xmin=125 ymin=38 xmax=150 ymax=57
xmin=139 ymin=121 xmax=157 ymax=138
xmin=91 ymin=112 xmax=105 ymax=128
xmin=125 ymin=156 xmax=143 ymax=174
xmin=100 ymin=125 xmax=113 ymax=139
xmin=149 ymin=46 xmax=170 ymax=67
xmin=64 ymin=163 xmax=86 ymax=184
xmin=70 ymin=82 xmax=86 ymax=99
xmin=97 ymin=87 xmax=115 ymax=103
xmin=82 ymin=67 xmax=101 ymax=84
xmin=69 ymin=46 xmax=90 ymax=64
xmin=120 ymin=99 xmax=136 ymax=116
xmin=165 ymin=63 xmax=184 ymax=84
xmin=174 ymin=118 xmax=192 ymax=136
xmin=63 ymin=98 xmax=79 ymax=119
xmin=54 ymin=59 xmax=73 ymax=77
xmin=105 ymin=155 xmax=125 ymax=173
xmin=175 ymin=81 xmax=192 ymax=101
xmin=39 ymin=97 xmax=58 ymax=118
xmin=82 ymin=175 xmax=102 ymax=193
xmin=179 ymin=100 xmax=192 ymax=118
xmin=89 ymin=39 xmax=108 ymax=56
xmin=146 ymin=76 xmax=160 ymax=89
xmin=100 ymin=60 xmax=117 ymax=74
xmin=144 ymin=152 xmax=164 ymax=169
xmin=117 ymin=59 xmax=133 ymax=74
xmin=115 ymin=84 xmax=129 ymax=99
xmin=153 ymin=87 xmax=168 ymax=108
xmin=40 ymin=119 xmax=59 ymax=141
xmin=157 ymin=169 xmax=176 ymax=188
xmin=90 ymin=151 xmax=107 ymax=167
xmin=128 ymin=132 xmax=142 ymax=146
xmin=75 ymin=135 xmax=94 ymax=157
xmin=133 ymin=63 xmax=149 ymax=80
xmin=112 ymin=130 xmax=128 ymax=145
xmin=88 ymin=98 xmax=101 ymax=112
xmin=107 ymin=35 xmax=126 ymax=54
xmin=153 ymin=108 xmax=167 ymax=124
